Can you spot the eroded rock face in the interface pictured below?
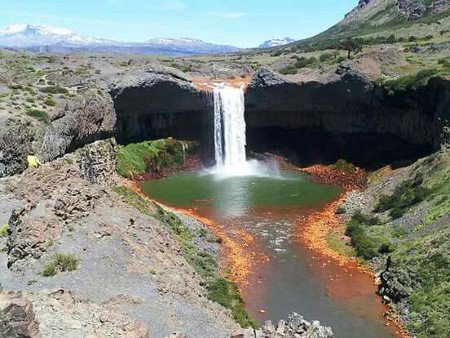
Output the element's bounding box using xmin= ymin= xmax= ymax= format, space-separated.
xmin=397 ymin=0 xmax=427 ymax=20
xmin=6 ymin=154 xmax=103 ymax=267
xmin=39 ymin=89 xmax=116 ymax=163
xmin=0 ymin=292 xmax=40 ymax=338
xmin=109 ymin=70 xmax=213 ymax=161
xmin=79 ymin=138 xmax=117 ymax=185
xmin=245 ymin=68 xmax=450 ymax=168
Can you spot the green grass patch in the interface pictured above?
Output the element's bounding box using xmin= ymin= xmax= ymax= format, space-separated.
xmin=332 ymin=159 xmax=357 ymax=174
xmin=42 ymin=253 xmax=79 ymax=277
xmin=0 ymin=224 xmax=9 ymax=237
xmin=324 ymin=232 xmax=355 ymax=257
xmin=116 ymin=138 xmax=187 ymax=178
xmin=26 ymin=109 xmax=49 ymax=123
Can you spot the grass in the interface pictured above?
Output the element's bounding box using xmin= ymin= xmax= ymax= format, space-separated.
xmin=324 ymin=232 xmax=355 ymax=257
xmin=116 ymin=138 xmax=187 ymax=178
xmin=0 ymin=224 xmax=9 ymax=237
xmin=26 ymin=109 xmax=49 ymax=123
xmin=42 ymin=253 xmax=79 ymax=277
xmin=114 ymin=186 xmax=255 ymax=327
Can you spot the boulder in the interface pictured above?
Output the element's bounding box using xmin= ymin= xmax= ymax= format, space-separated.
xmin=39 ymin=88 xmax=116 ymax=163
xmin=0 ymin=292 xmax=40 ymax=338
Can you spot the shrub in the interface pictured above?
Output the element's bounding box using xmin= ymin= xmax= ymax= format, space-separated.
xmin=382 ymin=69 xmax=439 ymax=92
xmin=26 ymin=109 xmax=49 ymax=123
xmin=319 ymin=52 xmax=334 ymax=62
xmin=0 ymin=224 xmax=9 ymax=237
xmin=345 ymin=211 xmax=383 ymax=260
xmin=279 ymin=66 xmax=297 ymax=75
xmin=375 ymin=174 xmax=431 ymax=219
xmin=42 ymin=252 xmax=79 ymax=277
xmin=39 ymin=85 xmax=68 ymax=94
xmin=43 ymin=97 xmax=56 ymax=106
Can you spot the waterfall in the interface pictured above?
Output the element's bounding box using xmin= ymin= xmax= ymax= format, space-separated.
xmin=213 ymin=85 xmax=247 ymax=169
xmin=211 ymin=84 xmax=280 ymax=178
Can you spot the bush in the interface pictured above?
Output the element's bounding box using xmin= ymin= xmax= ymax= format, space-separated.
xmin=43 ymin=97 xmax=56 ymax=107
xmin=39 ymin=85 xmax=68 ymax=94
xmin=382 ymin=69 xmax=439 ymax=92
xmin=0 ymin=224 xmax=8 ymax=237
xmin=345 ymin=214 xmax=378 ymax=260
xmin=42 ymin=253 xmax=79 ymax=277
xmin=279 ymin=66 xmax=298 ymax=75
xmin=26 ymin=109 xmax=49 ymax=123
xmin=375 ymin=174 xmax=431 ymax=219
xmin=319 ymin=52 xmax=334 ymax=62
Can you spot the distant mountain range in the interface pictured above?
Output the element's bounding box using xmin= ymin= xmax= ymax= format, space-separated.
xmin=0 ymin=24 xmax=240 ymax=56
xmin=259 ymin=37 xmax=295 ymax=48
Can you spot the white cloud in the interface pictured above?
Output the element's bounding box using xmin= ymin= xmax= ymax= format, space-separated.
xmin=162 ymin=0 xmax=186 ymax=11
xmin=208 ymin=11 xmax=246 ymax=19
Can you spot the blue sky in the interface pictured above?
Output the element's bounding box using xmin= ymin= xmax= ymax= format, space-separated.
xmin=0 ymin=0 xmax=357 ymax=47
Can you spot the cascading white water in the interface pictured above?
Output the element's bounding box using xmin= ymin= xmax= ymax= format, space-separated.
xmin=213 ymin=85 xmax=246 ymax=169
xmin=212 ymin=84 xmax=280 ymax=178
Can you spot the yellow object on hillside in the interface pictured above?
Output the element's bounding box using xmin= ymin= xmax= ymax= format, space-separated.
xmin=27 ymin=155 xmax=42 ymax=168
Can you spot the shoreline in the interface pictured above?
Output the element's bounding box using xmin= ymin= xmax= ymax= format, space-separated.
xmin=127 ymin=161 xmax=409 ymax=337
xmin=296 ymin=164 xmax=410 ymax=338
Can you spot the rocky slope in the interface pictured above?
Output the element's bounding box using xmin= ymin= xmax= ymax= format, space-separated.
xmin=339 ymin=148 xmax=450 ymax=337
xmin=0 ymin=140 xmax=240 ymax=337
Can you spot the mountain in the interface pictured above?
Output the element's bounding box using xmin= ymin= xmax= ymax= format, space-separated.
xmin=270 ymin=0 xmax=449 ymax=52
xmin=259 ymin=38 xmax=295 ymax=48
xmin=0 ymin=24 xmax=240 ymax=56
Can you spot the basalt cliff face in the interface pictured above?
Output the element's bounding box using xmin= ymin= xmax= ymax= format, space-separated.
xmin=245 ymin=68 xmax=450 ymax=168
xmin=108 ymin=67 xmax=449 ymax=169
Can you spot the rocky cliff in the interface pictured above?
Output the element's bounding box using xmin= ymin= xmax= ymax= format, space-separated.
xmin=245 ymin=68 xmax=450 ymax=168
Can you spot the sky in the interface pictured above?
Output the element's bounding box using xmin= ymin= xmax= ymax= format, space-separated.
xmin=0 ymin=0 xmax=357 ymax=47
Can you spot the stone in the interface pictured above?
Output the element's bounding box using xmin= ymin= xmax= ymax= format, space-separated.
xmin=0 ymin=292 xmax=40 ymax=338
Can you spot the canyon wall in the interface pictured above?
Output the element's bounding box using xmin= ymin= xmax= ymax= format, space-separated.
xmin=245 ymin=68 xmax=449 ymax=168
xmin=109 ymin=68 xmax=450 ymax=169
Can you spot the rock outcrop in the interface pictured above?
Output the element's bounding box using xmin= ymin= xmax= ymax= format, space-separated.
xmin=235 ymin=312 xmax=333 ymax=338
xmin=0 ymin=292 xmax=40 ymax=338
xmin=38 ymin=89 xmax=116 ymax=163
xmin=79 ymin=138 xmax=117 ymax=185
xmin=109 ymin=70 xmax=214 ymax=161
xmin=397 ymin=0 xmax=427 ymax=20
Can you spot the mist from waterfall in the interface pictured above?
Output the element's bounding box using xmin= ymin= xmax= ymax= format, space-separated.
xmin=211 ymin=84 xmax=279 ymax=178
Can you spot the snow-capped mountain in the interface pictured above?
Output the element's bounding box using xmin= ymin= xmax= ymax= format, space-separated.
xmin=259 ymin=37 xmax=296 ymax=48
xmin=0 ymin=24 xmax=240 ymax=56
xmin=0 ymin=24 xmax=114 ymax=47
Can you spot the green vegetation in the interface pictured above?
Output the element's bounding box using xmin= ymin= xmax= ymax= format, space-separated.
xmin=381 ymin=69 xmax=439 ymax=92
xmin=116 ymin=138 xmax=190 ymax=178
xmin=324 ymin=232 xmax=355 ymax=257
xmin=343 ymin=151 xmax=450 ymax=337
xmin=113 ymin=186 xmax=255 ymax=327
xmin=338 ymin=38 xmax=363 ymax=59
xmin=374 ymin=173 xmax=431 ymax=219
xmin=0 ymin=224 xmax=9 ymax=237
xmin=170 ymin=63 xmax=192 ymax=73
xmin=332 ymin=159 xmax=357 ymax=174
xmin=43 ymin=97 xmax=56 ymax=106
xmin=345 ymin=211 xmax=385 ymax=260
xmin=26 ymin=109 xmax=49 ymax=123
xmin=39 ymin=85 xmax=69 ymax=95
xmin=42 ymin=253 xmax=79 ymax=277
